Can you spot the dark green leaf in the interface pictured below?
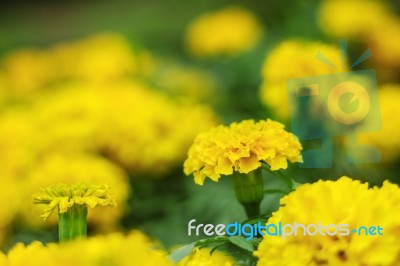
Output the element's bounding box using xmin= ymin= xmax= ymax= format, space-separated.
xmin=228 ymin=236 xmax=254 ymax=252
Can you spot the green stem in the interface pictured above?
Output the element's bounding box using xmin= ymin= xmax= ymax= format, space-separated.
xmin=232 ymin=168 xmax=264 ymax=218
xmin=58 ymin=205 xmax=88 ymax=242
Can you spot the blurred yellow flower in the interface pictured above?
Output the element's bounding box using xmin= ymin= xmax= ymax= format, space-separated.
xmin=51 ymin=33 xmax=137 ymax=82
xmin=358 ymin=84 xmax=400 ymax=162
xmin=318 ymin=0 xmax=400 ymax=75
xmin=260 ymin=40 xmax=346 ymax=119
xmin=255 ymin=176 xmax=400 ymax=266
xmin=5 ymin=231 xmax=173 ymax=266
xmin=30 ymin=84 xmax=104 ymax=154
xmin=184 ymin=119 xmax=302 ymax=185
xmin=153 ymin=63 xmax=217 ymax=103
xmin=179 ymin=248 xmax=234 ymax=266
xmin=369 ymin=21 xmax=400 ymax=73
xmin=2 ymin=49 xmax=55 ymax=96
xmin=98 ymin=81 xmax=218 ymax=174
xmin=185 ymin=6 xmax=262 ymax=57
xmin=34 ymin=183 xmax=116 ymax=220
xmin=318 ymin=0 xmax=392 ymax=39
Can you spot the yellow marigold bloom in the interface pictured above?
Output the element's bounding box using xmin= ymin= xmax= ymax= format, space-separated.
xmin=358 ymin=84 xmax=400 ymax=162
xmin=255 ymin=176 xmax=400 ymax=266
xmin=51 ymin=33 xmax=136 ymax=82
xmin=1 ymin=49 xmax=55 ymax=96
xmin=185 ymin=6 xmax=262 ymax=57
xmin=153 ymin=63 xmax=216 ymax=103
xmin=34 ymin=183 xmax=116 ymax=220
xmin=184 ymin=119 xmax=302 ymax=185
xmin=318 ymin=0 xmax=392 ymax=39
xmin=6 ymin=241 xmax=61 ymax=266
xmin=30 ymin=84 xmax=104 ymax=154
xmin=5 ymin=231 xmax=173 ymax=266
xmin=0 ymin=252 xmax=5 ymax=266
xmin=22 ymin=153 xmax=129 ymax=231
xmin=369 ymin=21 xmax=400 ymax=72
xmin=260 ymin=40 xmax=346 ymax=119
xmin=179 ymin=248 xmax=234 ymax=266
xmin=98 ymin=81 xmax=218 ymax=174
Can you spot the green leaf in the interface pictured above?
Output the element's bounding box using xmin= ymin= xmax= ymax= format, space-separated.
xmin=195 ymin=236 xmax=229 ymax=248
xmin=209 ymin=242 xmax=227 ymax=255
xmin=228 ymin=236 xmax=254 ymax=252
xmin=242 ymin=213 xmax=271 ymax=225
xmin=169 ymin=242 xmax=196 ymax=263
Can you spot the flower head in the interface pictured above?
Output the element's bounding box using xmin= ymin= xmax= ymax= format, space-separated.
xmin=185 ymin=6 xmax=262 ymax=57
xmin=184 ymin=119 xmax=302 ymax=185
xmin=4 ymin=231 xmax=173 ymax=266
xmin=260 ymin=40 xmax=346 ymax=119
xmin=255 ymin=176 xmax=400 ymax=266
xmin=34 ymin=183 xmax=116 ymax=220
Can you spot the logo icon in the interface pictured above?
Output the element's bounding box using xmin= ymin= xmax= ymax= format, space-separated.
xmin=287 ymin=40 xmax=381 ymax=168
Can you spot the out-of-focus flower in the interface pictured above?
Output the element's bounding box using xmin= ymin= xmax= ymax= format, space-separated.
xmin=98 ymin=81 xmax=218 ymax=174
xmin=260 ymin=40 xmax=345 ymax=119
xmin=318 ymin=0 xmax=392 ymax=39
xmin=5 ymin=231 xmax=173 ymax=266
xmin=0 ymin=252 xmax=5 ymax=266
xmin=368 ymin=21 xmax=400 ymax=73
xmin=1 ymin=49 xmax=55 ymax=96
xmin=21 ymin=153 xmax=129 ymax=231
xmin=184 ymin=119 xmax=302 ymax=185
xmin=255 ymin=176 xmax=400 ymax=266
xmin=0 ymin=107 xmax=37 ymax=178
xmin=318 ymin=0 xmax=400 ymax=76
xmin=358 ymin=84 xmax=400 ymax=162
xmin=51 ymin=33 xmax=136 ymax=83
xmin=153 ymin=63 xmax=217 ymax=103
xmin=185 ymin=6 xmax=262 ymax=57
xmin=34 ymin=183 xmax=116 ymax=220
xmin=30 ymin=84 xmax=104 ymax=154
xmin=179 ymin=248 xmax=234 ymax=266
xmin=6 ymin=242 xmax=60 ymax=266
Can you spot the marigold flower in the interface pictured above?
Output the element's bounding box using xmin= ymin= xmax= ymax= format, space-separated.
xmin=185 ymin=6 xmax=262 ymax=57
xmin=318 ymin=0 xmax=392 ymax=39
xmin=260 ymin=40 xmax=346 ymax=119
xmin=4 ymin=231 xmax=173 ymax=266
xmin=184 ymin=119 xmax=302 ymax=185
xmin=34 ymin=183 xmax=116 ymax=221
xmin=255 ymin=176 xmax=400 ymax=266
xmin=34 ymin=183 xmax=117 ymax=242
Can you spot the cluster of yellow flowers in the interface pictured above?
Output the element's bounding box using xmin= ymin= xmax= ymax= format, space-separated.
xmin=255 ymin=176 xmax=400 ymax=266
xmin=184 ymin=119 xmax=302 ymax=185
xmin=0 ymin=231 xmax=173 ymax=266
xmin=318 ymin=0 xmax=400 ymax=78
xmin=185 ymin=6 xmax=262 ymax=57
xmin=0 ymin=232 xmax=234 ymax=266
xmin=0 ymin=34 xmax=218 ymax=244
xmin=260 ymin=40 xmax=346 ymax=119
